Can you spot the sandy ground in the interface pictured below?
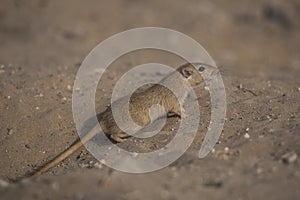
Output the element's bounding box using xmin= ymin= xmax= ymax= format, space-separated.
xmin=0 ymin=0 xmax=300 ymax=199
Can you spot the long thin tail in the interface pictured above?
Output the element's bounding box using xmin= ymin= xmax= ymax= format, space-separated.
xmin=32 ymin=139 xmax=83 ymax=176
xmin=32 ymin=125 xmax=100 ymax=176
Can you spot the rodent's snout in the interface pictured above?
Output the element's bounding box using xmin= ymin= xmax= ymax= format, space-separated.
xmin=211 ymin=68 xmax=220 ymax=76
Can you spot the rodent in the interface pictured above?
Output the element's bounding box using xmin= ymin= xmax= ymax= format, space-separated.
xmin=31 ymin=62 xmax=218 ymax=176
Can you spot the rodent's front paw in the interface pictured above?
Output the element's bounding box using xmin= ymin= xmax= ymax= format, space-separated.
xmin=181 ymin=111 xmax=187 ymax=118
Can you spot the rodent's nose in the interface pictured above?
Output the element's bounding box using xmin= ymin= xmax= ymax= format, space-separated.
xmin=211 ymin=69 xmax=220 ymax=76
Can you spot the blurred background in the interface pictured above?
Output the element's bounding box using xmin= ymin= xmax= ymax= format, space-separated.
xmin=0 ymin=0 xmax=299 ymax=77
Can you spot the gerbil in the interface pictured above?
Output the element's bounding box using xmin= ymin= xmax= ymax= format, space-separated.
xmin=31 ymin=63 xmax=218 ymax=176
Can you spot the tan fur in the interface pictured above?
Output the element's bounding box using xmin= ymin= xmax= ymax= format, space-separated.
xmin=31 ymin=63 xmax=217 ymax=176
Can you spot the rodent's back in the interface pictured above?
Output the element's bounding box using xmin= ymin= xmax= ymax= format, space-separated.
xmin=104 ymin=63 xmax=209 ymax=129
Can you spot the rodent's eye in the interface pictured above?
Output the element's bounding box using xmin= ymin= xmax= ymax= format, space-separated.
xmin=198 ymin=66 xmax=205 ymax=72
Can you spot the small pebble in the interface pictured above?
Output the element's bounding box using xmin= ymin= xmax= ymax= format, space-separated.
xmin=282 ymin=152 xmax=297 ymax=164
xmin=279 ymin=141 xmax=285 ymax=146
xmin=94 ymin=162 xmax=103 ymax=169
xmin=67 ymin=85 xmax=72 ymax=91
xmin=244 ymin=133 xmax=250 ymax=139
xmin=35 ymin=106 xmax=40 ymax=110
xmin=7 ymin=128 xmax=13 ymax=135
xmin=170 ymin=166 xmax=179 ymax=178
xmin=246 ymin=127 xmax=250 ymax=132
xmin=0 ymin=179 xmax=9 ymax=187
xmin=34 ymin=93 xmax=44 ymax=98
xmin=237 ymin=84 xmax=243 ymax=90
xmin=20 ymin=178 xmax=30 ymax=186
xmin=170 ymin=166 xmax=177 ymax=171
xmin=79 ymin=163 xmax=89 ymax=168
xmin=132 ymin=152 xmax=138 ymax=157
xmin=298 ymin=87 xmax=300 ymax=92
xmin=224 ymin=147 xmax=229 ymax=152
xmin=100 ymin=159 xmax=106 ymax=164
xmin=256 ymin=167 xmax=263 ymax=174
xmin=7 ymin=96 xmax=11 ymax=99
xmin=51 ymin=182 xmax=60 ymax=191
xmin=0 ymin=69 xmax=5 ymax=74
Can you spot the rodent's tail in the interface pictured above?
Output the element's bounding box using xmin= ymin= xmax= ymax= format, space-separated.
xmin=31 ymin=139 xmax=83 ymax=177
xmin=31 ymin=125 xmax=100 ymax=177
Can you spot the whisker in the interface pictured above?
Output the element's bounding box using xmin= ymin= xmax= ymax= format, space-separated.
xmin=215 ymin=65 xmax=230 ymax=75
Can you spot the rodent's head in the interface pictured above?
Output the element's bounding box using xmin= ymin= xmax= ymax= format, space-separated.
xmin=177 ymin=63 xmax=219 ymax=86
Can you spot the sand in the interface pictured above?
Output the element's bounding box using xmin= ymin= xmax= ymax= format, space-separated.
xmin=0 ymin=0 xmax=299 ymax=199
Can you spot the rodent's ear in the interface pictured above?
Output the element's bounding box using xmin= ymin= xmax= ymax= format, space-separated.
xmin=181 ymin=68 xmax=194 ymax=78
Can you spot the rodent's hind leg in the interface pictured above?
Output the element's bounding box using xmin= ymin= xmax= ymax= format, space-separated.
xmin=110 ymin=131 xmax=130 ymax=142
